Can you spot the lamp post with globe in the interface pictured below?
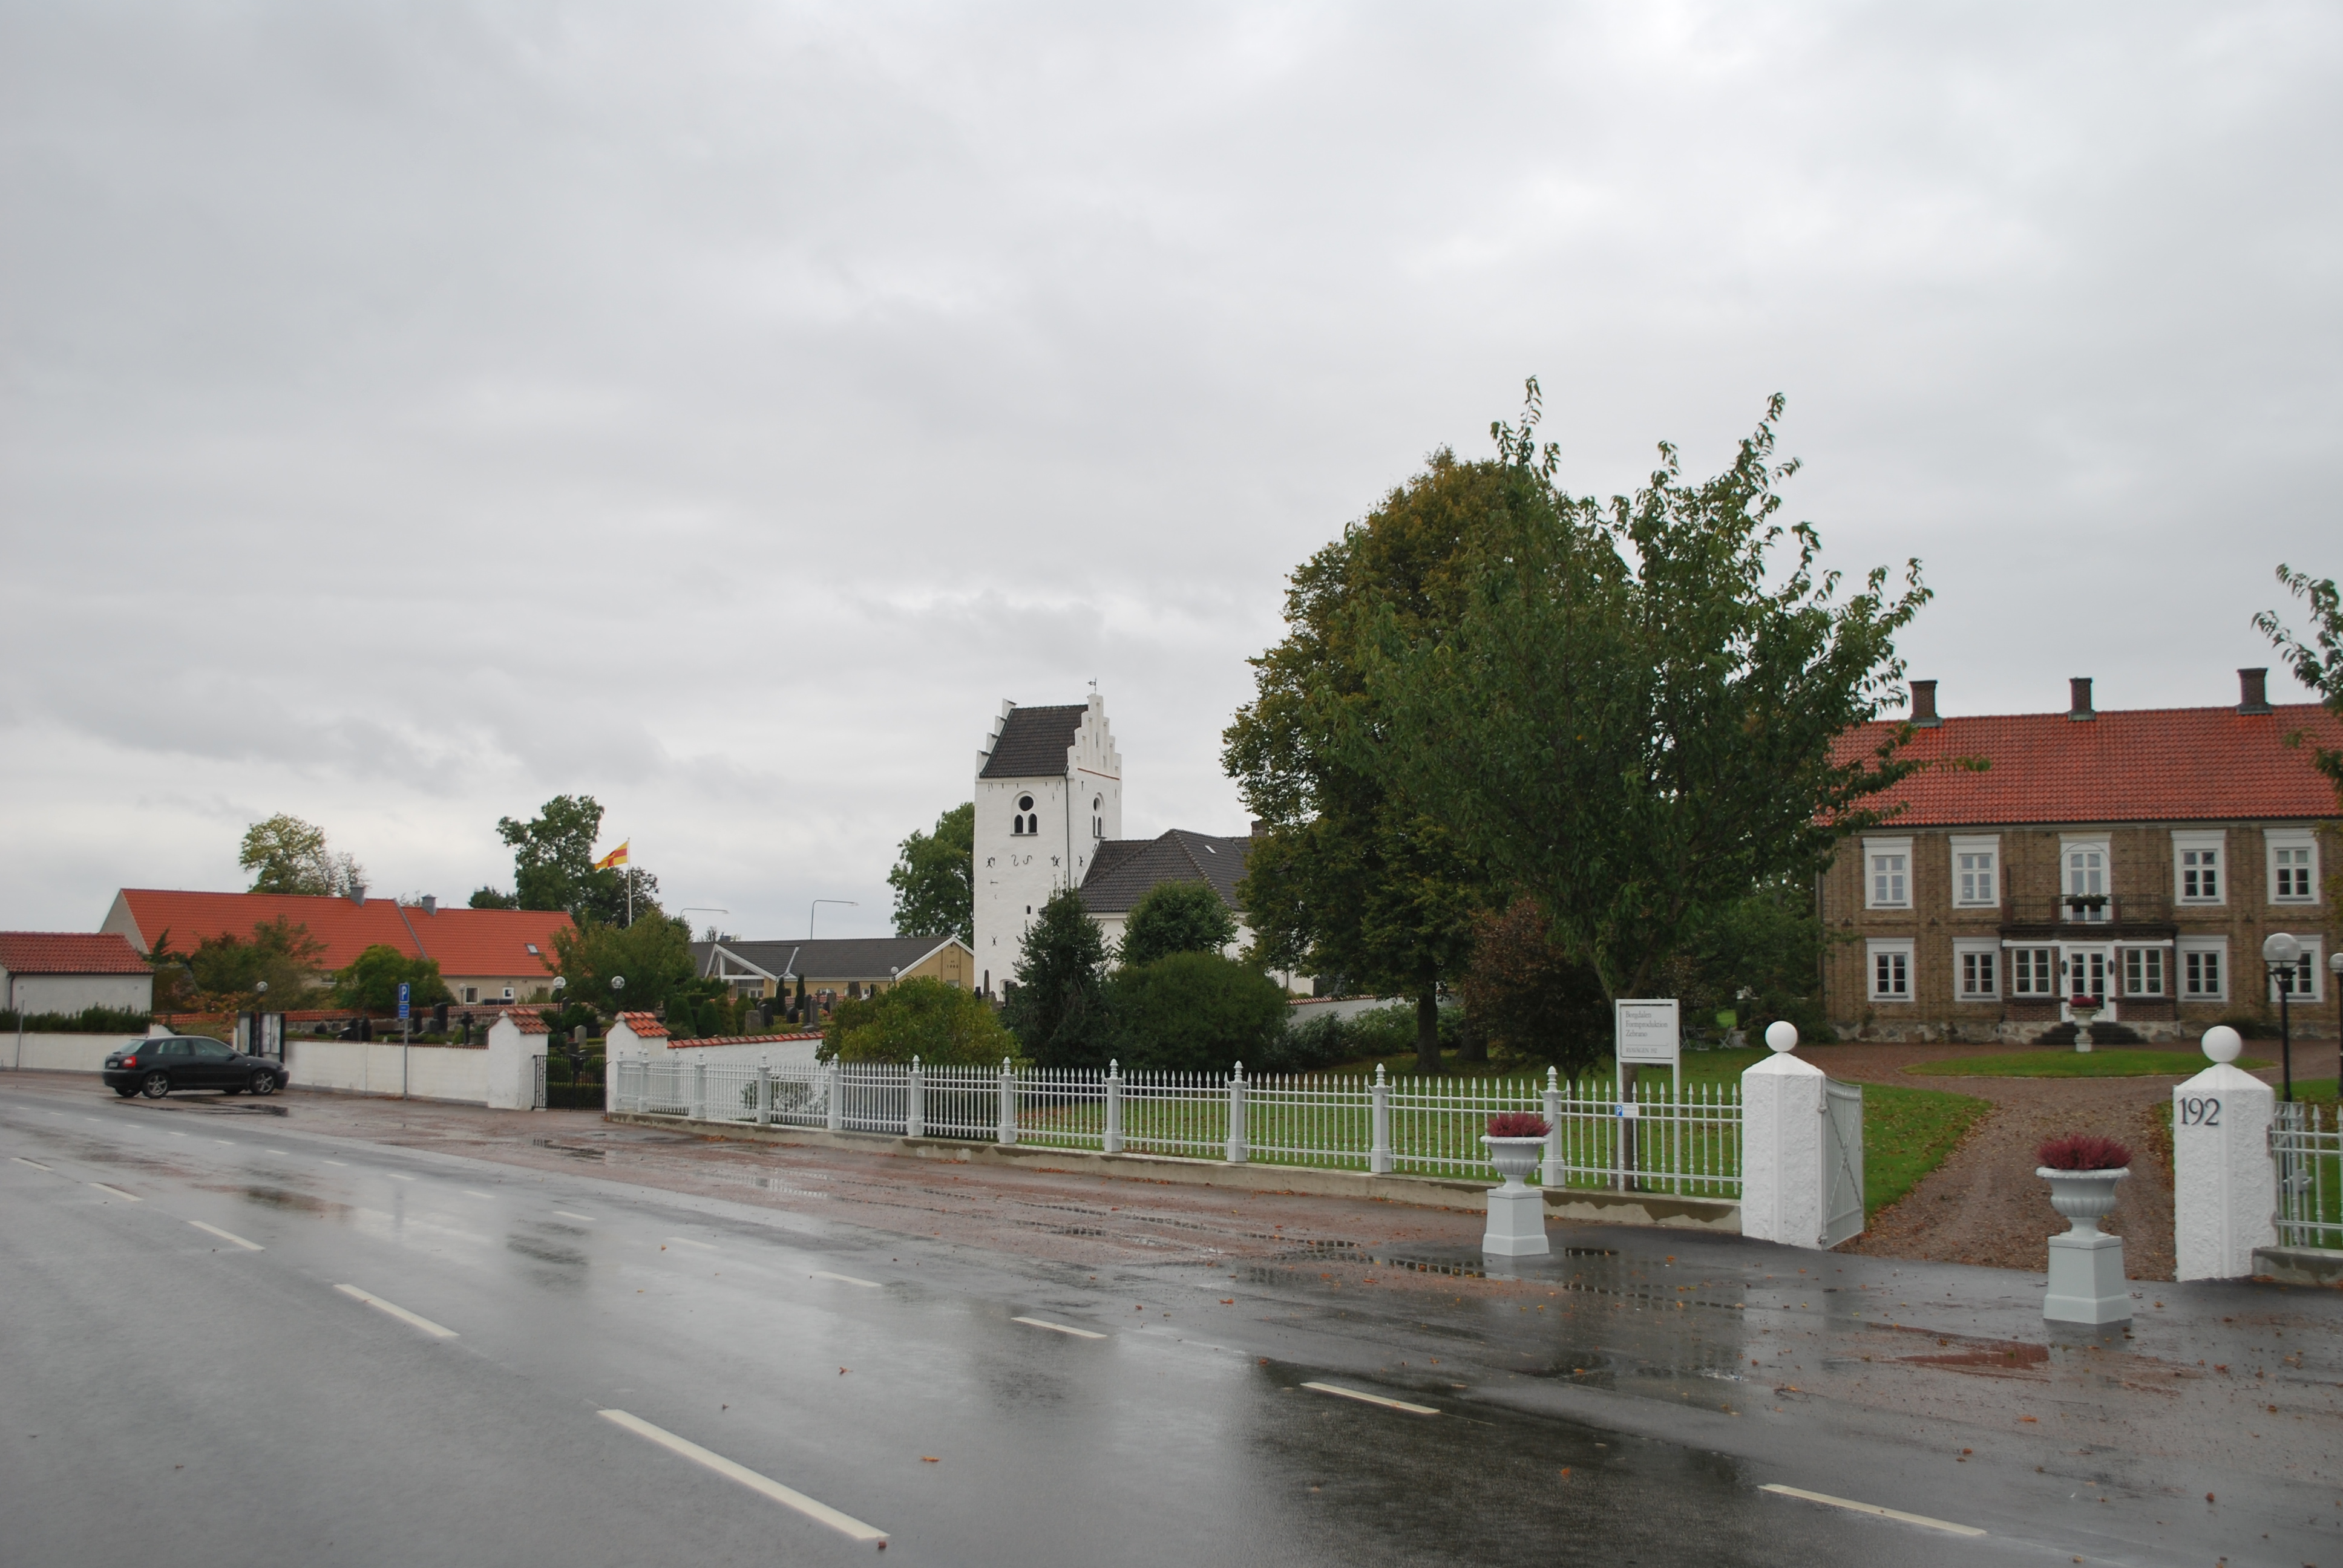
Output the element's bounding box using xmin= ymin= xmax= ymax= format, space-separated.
xmin=2263 ymin=933 xmax=2303 ymax=1103
xmin=252 ymin=979 xmax=268 ymax=1057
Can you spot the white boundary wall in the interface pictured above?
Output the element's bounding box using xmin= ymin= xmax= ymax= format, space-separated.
xmin=286 ymin=1039 xmax=490 ymax=1103
xmin=3 ymin=1032 xmax=143 ymax=1073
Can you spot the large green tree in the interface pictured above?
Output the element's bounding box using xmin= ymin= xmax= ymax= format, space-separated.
xmin=824 ymin=976 xmax=1018 ymax=1065
xmin=487 ymin=795 xmax=658 ymax=923
xmin=1225 ymin=449 xmax=1521 ymax=1072
xmin=1116 ymin=881 xmax=1237 ymax=969
xmin=239 ymin=814 xmax=365 ymax=897
xmin=186 ymin=918 xmax=329 ymax=1009
xmin=1351 ymin=388 xmax=1929 ymax=1004
xmin=334 ymin=944 xmax=453 ymax=1013
xmin=888 ymin=803 xmax=975 ymax=944
xmin=549 ymin=913 xmax=696 ymax=1016
xmin=1002 ymin=888 xmax=1115 ymax=1068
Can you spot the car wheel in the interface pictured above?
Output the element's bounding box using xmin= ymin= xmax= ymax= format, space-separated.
xmin=251 ymin=1073 xmax=278 ymax=1097
xmin=113 ymin=1085 xmax=139 ymax=1098
xmin=140 ymin=1070 xmax=171 ymax=1099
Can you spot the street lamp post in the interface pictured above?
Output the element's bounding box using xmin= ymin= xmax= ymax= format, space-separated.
xmin=252 ymin=979 xmax=268 ymax=1057
xmin=2263 ymin=933 xmax=2303 ymax=1103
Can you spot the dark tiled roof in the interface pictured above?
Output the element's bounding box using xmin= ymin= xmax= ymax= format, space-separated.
xmin=0 ymin=931 xmax=150 ymax=975
xmin=1830 ymin=701 xmax=2343 ymax=828
xmin=694 ymin=936 xmax=968 ymax=982
xmin=1078 ymin=829 xmax=1253 ymax=915
xmin=979 ymin=704 xmax=1087 ymax=779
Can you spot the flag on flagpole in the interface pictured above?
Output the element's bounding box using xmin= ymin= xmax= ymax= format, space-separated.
xmin=593 ymin=841 xmax=631 ymax=871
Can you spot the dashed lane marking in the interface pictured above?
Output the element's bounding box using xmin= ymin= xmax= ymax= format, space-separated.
xmin=335 ymin=1284 xmax=458 ymax=1339
xmin=1013 ymin=1316 xmax=1106 ymax=1339
xmin=89 ymin=1183 xmax=142 ymax=1202
xmin=13 ymin=1157 xmax=52 ymax=1171
xmin=1759 ymin=1484 xmax=1986 ymax=1537
xmin=1302 ymin=1382 xmax=1439 ymax=1416
xmin=322 ymin=1160 xmax=348 ymax=1166
xmin=387 ymin=1174 xmax=415 ymax=1182
xmin=664 ymin=1236 xmax=719 ymax=1252
xmin=462 ymin=1190 xmax=494 ymax=1199
xmin=810 ymin=1270 xmax=880 ymax=1287
xmin=554 ymin=1211 xmax=595 ymax=1222
xmin=188 ymin=1220 xmax=263 ymax=1251
xmin=598 ymin=1411 xmax=885 ymax=1544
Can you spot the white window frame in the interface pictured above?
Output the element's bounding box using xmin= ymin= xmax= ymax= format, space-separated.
xmin=2172 ymin=829 xmax=2226 ymax=907
xmin=2059 ymin=834 xmax=2112 ymax=922
xmin=2266 ymin=828 xmax=2322 ymax=906
xmin=2177 ymin=936 xmax=2228 ymax=1002
xmin=2008 ymin=944 xmax=2061 ymax=997
xmin=2268 ymin=936 xmax=2327 ymax=1004
xmin=1867 ymin=938 xmax=1915 ymax=1002
xmin=1864 ymin=837 xmax=1913 ymax=910
xmin=1948 ymin=834 xmax=2001 ymax=910
xmin=2120 ymin=943 xmax=2169 ymax=998
xmin=1952 ymin=938 xmax=1999 ymax=999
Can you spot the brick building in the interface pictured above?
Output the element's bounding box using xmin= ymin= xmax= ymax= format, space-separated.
xmin=1822 ymin=671 xmax=2340 ymax=1042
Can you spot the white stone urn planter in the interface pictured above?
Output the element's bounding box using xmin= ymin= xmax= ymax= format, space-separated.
xmin=2039 ymin=1165 xmax=2131 ymax=1324
xmin=2066 ymin=999 xmax=2100 ymax=1054
xmin=1481 ymin=1134 xmax=1550 ymax=1257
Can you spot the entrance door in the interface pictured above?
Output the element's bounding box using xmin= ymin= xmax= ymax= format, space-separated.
xmin=2062 ymin=946 xmax=2114 ymax=1022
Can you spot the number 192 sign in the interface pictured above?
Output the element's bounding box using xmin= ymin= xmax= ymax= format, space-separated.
xmin=2177 ymin=1095 xmax=2221 ymax=1128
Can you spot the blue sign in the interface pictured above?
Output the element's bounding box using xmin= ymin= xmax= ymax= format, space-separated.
xmin=397 ymin=981 xmax=410 ymax=1021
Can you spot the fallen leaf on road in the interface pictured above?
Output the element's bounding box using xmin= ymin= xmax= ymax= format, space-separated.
xmin=921 ymin=1457 xmax=939 ymax=1463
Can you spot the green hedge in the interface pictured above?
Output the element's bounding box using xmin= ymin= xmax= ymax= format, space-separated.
xmin=0 ymin=1005 xmax=154 ymax=1034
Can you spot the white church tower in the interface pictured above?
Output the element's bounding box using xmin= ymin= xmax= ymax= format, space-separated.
xmin=972 ymin=694 xmax=1122 ymax=996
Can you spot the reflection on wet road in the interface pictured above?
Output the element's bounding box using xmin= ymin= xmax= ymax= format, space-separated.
xmin=2 ymin=1077 xmax=2334 ymax=1566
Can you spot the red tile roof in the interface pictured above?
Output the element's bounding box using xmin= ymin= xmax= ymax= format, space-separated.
xmin=506 ymin=1010 xmax=552 ymax=1036
xmin=107 ymin=890 xmax=571 ymax=978
xmin=0 ymin=931 xmax=151 ymax=976
xmin=667 ymin=1032 xmax=822 ymax=1048
xmin=615 ymin=1011 xmax=669 ymax=1039
xmin=1832 ymin=701 xmax=2343 ymax=828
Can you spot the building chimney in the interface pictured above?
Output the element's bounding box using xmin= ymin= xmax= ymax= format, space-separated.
xmin=1250 ymin=819 xmax=1268 ymax=837
xmin=2238 ymin=667 xmax=2272 ymax=714
xmin=421 ymin=895 xmax=437 ymax=916
xmin=1909 ymin=679 xmax=1940 ymax=727
xmin=349 ymin=883 xmax=367 ymax=906
xmin=2067 ymin=677 xmax=2095 ymax=722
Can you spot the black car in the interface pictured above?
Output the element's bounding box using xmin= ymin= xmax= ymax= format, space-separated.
xmin=102 ymin=1037 xmax=288 ymax=1099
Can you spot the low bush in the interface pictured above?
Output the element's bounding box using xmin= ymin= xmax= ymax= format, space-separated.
xmin=1109 ymin=952 xmax=1288 ymax=1073
xmin=824 ymin=976 xmax=1017 ymax=1066
xmin=0 ymin=1005 xmax=155 ymax=1034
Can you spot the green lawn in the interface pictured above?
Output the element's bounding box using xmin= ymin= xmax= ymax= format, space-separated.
xmin=1863 ymin=1083 xmax=1993 ymax=1214
xmin=1904 ymin=1048 xmax=2269 ymax=1079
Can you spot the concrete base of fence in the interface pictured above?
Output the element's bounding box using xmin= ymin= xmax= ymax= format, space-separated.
xmin=2253 ymin=1246 xmax=2343 ymax=1287
xmin=1482 ymin=1185 xmax=1550 ymax=1256
xmin=2043 ymin=1230 xmax=2131 ymax=1324
xmin=603 ymin=1112 xmax=1743 ymax=1231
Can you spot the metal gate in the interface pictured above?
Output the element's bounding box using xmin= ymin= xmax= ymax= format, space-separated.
xmin=531 ymin=1054 xmax=548 ymax=1111
xmin=2273 ymin=1100 xmax=2343 ymax=1249
xmin=1823 ymin=1078 xmax=1864 ymax=1247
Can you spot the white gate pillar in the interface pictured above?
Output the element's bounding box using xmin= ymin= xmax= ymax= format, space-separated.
xmin=1103 ymin=1062 xmax=1123 ymax=1154
xmin=2174 ymin=1025 xmax=2277 ymax=1281
xmin=998 ymin=1058 xmax=1017 ymax=1146
xmin=1225 ymin=1063 xmax=1248 ymax=1164
xmin=1369 ymin=1065 xmax=1392 ymax=1175
xmin=827 ymin=1062 xmax=845 ymax=1132
xmin=906 ymin=1057 xmax=924 ymax=1139
xmin=1740 ymin=1022 xmax=1830 ymax=1249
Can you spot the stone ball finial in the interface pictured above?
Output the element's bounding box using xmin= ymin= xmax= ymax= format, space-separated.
xmin=2201 ymin=1025 xmax=2243 ymax=1065
xmin=1765 ymin=1021 xmax=1798 ymax=1054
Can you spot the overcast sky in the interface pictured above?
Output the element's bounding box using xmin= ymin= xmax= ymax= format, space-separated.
xmin=4 ymin=2 xmax=2339 ymax=941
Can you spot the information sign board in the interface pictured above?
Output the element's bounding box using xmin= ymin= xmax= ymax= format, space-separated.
xmin=397 ymin=981 xmax=411 ymax=1021
xmin=1614 ymin=999 xmax=1681 ymax=1070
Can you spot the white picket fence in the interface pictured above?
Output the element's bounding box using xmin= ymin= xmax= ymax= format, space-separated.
xmin=608 ymin=1057 xmax=1741 ymax=1198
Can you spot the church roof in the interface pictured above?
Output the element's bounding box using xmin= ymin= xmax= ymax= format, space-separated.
xmin=979 ymin=704 xmax=1087 ymax=779
xmin=694 ymin=936 xmax=971 ymax=982
xmin=1078 ymin=829 xmax=1253 ymax=915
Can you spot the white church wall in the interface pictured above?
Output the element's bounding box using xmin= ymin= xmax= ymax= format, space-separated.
xmin=972 ymin=694 xmax=1121 ymax=995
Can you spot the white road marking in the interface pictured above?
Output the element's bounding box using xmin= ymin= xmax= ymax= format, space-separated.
xmin=167 ymin=1132 xmax=186 ymax=1138
xmin=462 ymin=1190 xmax=494 ymax=1200
xmin=322 ymin=1159 xmax=348 ymax=1166
xmin=810 ymin=1270 xmax=880 ymax=1288
xmin=1013 ymin=1316 xmax=1105 ymax=1338
xmin=88 ymin=1183 xmax=142 ymax=1202
xmin=266 ymin=1149 xmax=290 ymax=1155
xmin=335 ymin=1284 xmax=458 ymax=1339
xmin=387 ymin=1173 xmax=415 ymax=1182
xmin=188 ymin=1220 xmax=263 ymax=1251
xmin=213 ymin=1140 xmax=232 ymax=1146
xmin=554 ymin=1210 xmax=595 ymax=1222
xmin=598 ymin=1410 xmax=885 ymax=1544
xmin=1759 ymin=1483 xmax=1986 ymax=1537
xmin=1302 ymin=1382 xmax=1439 ymax=1416
xmin=13 ymin=1157 xmax=53 ymax=1171
xmin=664 ymin=1236 xmax=719 ymax=1252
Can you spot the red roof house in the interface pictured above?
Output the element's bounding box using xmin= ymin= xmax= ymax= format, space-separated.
xmin=1 ymin=930 xmax=154 ymax=1015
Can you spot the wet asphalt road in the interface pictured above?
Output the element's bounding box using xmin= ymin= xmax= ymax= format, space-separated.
xmin=3 ymin=1078 xmax=2336 ymax=1567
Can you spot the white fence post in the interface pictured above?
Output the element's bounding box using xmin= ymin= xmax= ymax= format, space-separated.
xmin=827 ymin=1062 xmax=845 ymax=1132
xmin=2174 ymin=1025 xmax=2278 ymax=1280
xmin=998 ymin=1057 xmax=1017 ymax=1146
xmin=1104 ymin=1060 xmax=1123 ymax=1154
xmin=907 ymin=1056 xmax=925 ymax=1139
xmin=691 ymin=1061 xmax=707 ymax=1121
xmin=1740 ymin=1022 xmax=1830 ymax=1248
xmin=1226 ymin=1062 xmax=1249 ymax=1164
xmin=1370 ymin=1065 xmax=1392 ymax=1175
xmin=1542 ymin=1067 xmax=1563 ymax=1188
xmin=756 ymin=1062 xmax=772 ymax=1126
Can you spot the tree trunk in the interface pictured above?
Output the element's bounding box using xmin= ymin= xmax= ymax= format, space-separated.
xmin=1415 ymin=984 xmax=1441 ymax=1076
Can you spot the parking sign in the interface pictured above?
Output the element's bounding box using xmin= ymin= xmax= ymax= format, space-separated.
xmin=397 ymin=981 xmax=410 ymax=1021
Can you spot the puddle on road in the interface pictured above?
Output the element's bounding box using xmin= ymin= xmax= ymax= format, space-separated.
xmin=217 ymin=1184 xmax=355 ymax=1219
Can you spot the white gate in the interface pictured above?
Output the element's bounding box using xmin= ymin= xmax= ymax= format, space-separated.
xmin=531 ymin=1054 xmax=548 ymax=1111
xmin=1823 ymin=1078 xmax=1864 ymax=1247
xmin=2273 ymin=1100 xmax=2343 ymax=1250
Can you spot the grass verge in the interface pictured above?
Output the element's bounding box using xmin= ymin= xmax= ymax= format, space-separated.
xmin=1904 ymin=1048 xmax=2269 ymax=1079
xmin=1862 ymin=1083 xmax=1993 ymax=1215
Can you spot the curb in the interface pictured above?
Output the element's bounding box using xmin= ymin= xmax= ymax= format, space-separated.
xmin=602 ymin=1111 xmax=1743 ymax=1231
